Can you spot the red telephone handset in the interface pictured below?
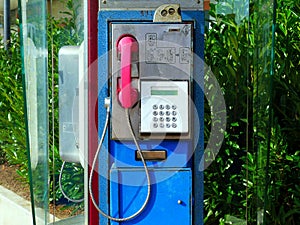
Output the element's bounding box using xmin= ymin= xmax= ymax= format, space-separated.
xmin=117 ymin=35 xmax=138 ymax=108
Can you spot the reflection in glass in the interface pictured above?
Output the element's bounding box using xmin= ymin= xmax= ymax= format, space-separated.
xmin=253 ymin=0 xmax=275 ymax=224
xmin=20 ymin=0 xmax=48 ymax=224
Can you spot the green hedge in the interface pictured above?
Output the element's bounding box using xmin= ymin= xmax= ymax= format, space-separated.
xmin=0 ymin=31 xmax=27 ymax=174
xmin=204 ymin=0 xmax=300 ymax=224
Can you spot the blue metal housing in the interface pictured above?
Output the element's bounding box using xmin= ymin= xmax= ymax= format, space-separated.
xmin=98 ymin=9 xmax=204 ymax=225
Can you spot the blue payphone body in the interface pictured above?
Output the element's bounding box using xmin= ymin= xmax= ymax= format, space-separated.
xmin=95 ymin=2 xmax=204 ymax=225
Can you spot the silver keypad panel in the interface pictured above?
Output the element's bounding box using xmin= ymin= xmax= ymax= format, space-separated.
xmin=140 ymin=81 xmax=189 ymax=133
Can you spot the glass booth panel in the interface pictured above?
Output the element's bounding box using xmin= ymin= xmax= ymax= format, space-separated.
xmin=204 ymin=0 xmax=292 ymax=224
xmin=204 ymin=0 xmax=251 ymax=223
xmin=20 ymin=0 xmax=48 ymax=224
xmin=20 ymin=0 xmax=86 ymax=224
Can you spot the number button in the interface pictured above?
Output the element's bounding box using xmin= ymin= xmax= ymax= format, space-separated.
xmin=153 ymin=105 xmax=158 ymax=110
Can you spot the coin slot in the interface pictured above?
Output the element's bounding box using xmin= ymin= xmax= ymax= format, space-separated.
xmin=135 ymin=150 xmax=167 ymax=161
xmin=168 ymin=28 xmax=181 ymax=32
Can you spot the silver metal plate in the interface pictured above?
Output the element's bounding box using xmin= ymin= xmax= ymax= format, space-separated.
xmin=110 ymin=23 xmax=193 ymax=140
xmin=153 ymin=4 xmax=182 ymax=22
xmin=100 ymin=0 xmax=203 ymax=11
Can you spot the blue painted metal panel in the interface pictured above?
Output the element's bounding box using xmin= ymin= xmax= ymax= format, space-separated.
xmin=110 ymin=140 xmax=192 ymax=168
xmin=110 ymin=168 xmax=192 ymax=225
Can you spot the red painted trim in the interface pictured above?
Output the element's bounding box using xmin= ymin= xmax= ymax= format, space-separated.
xmin=88 ymin=0 xmax=99 ymax=224
xmin=204 ymin=0 xmax=210 ymax=10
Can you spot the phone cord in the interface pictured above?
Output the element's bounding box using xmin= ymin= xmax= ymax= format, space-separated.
xmin=58 ymin=161 xmax=84 ymax=203
xmin=89 ymin=106 xmax=151 ymax=222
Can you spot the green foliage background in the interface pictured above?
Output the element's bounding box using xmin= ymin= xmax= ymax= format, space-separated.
xmin=204 ymin=0 xmax=300 ymax=224
xmin=0 ymin=31 xmax=27 ymax=173
xmin=0 ymin=0 xmax=299 ymax=224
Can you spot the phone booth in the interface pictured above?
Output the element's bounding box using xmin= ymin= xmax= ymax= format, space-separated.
xmin=89 ymin=2 xmax=205 ymax=225
xmin=55 ymin=1 xmax=204 ymax=224
xmin=19 ymin=0 xmax=283 ymax=223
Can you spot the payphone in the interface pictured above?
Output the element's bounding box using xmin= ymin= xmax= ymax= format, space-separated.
xmin=92 ymin=2 xmax=205 ymax=225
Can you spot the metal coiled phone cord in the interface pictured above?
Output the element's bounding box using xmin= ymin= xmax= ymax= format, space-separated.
xmin=89 ymin=98 xmax=151 ymax=222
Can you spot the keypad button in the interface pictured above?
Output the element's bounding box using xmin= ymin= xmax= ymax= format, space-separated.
xmin=172 ymin=105 xmax=177 ymax=110
xmin=172 ymin=117 xmax=177 ymax=122
xmin=153 ymin=117 xmax=158 ymax=122
xmin=166 ymin=111 xmax=171 ymax=116
xmin=172 ymin=123 xmax=177 ymax=128
xmin=153 ymin=123 xmax=158 ymax=128
xmin=166 ymin=117 xmax=171 ymax=122
xmin=166 ymin=123 xmax=171 ymax=128
xmin=159 ymin=123 xmax=164 ymax=128
xmin=172 ymin=111 xmax=177 ymax=116
xmin=159 ymin=117 xmax=164 ymax=122
xmin=165 ymin=105 xmax=171 ymax=110
xmin=159 ymin=111 xmax=164 ymax=116
xmin=153 ymin=104 xmax=158 ymax=110
xmin=153 ymin=111 xmax=158 ymax=116
xmin=159 ymin=105 xmax=164 ymax=110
